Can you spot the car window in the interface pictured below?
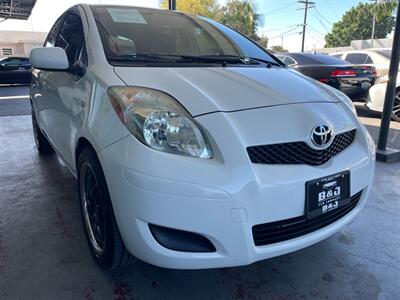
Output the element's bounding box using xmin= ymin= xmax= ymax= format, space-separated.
xmin=90 ymin=6 xmax=279 ymax=66
xmin=344 ymin=53 xmax=368 ymax=64
xmin=291 ymin=54 xmax=349 ymax=66
xmin=365 ymin=56 xmax=373 ymax=64
xmin=2 ymin=58 xmax=25 ymax=66
xmin=55 ymin=13 xmax=85 ymax=66
xmin=45 ymin=16 xmax=64 ymax=47
xmin=376 ymin=50 xmax=391 ymax=59
xmin=276 ymin=55 xmax=285 ymax=62
xmin=284 ymin=57 xmax=296 ymax=66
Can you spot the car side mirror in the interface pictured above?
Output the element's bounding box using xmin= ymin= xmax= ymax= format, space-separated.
xmin=30 ymin=47 xmax=69 ymax=71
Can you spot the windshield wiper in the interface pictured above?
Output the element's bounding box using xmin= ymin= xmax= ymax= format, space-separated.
xmin=109 ymin=53 xmax=281 ymax=67
xmin=202 ymin=55 xmax=282 ymax=67
xmin=109 ymin=54 xmax=182 ymax=63
xmin=109 ymin=54 xmax=251 ymax=65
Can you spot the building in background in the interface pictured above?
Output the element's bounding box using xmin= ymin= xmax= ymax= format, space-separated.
xmin=0 ymin=31 xmax=47 ymax=58
xmin=318 ymin=38 xmax=393 ymax=54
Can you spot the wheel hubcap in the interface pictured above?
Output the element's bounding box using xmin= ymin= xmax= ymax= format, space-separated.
xmin=393 ymin=91 xmax=400 ymax=121
xmin=80 ymin=164 xmax=105 ymax=255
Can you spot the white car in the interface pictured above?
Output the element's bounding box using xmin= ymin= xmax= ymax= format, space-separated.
xmin=331 ymin=49 xmax=392 ymax=78
xmin=367 ymin=75 xmax=400 ymax=122
xmin=30 ymin=5 xmax=375 ymax=270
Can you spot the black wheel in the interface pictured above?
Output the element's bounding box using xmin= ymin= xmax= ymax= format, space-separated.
xmin=31 ymin=109 xmax=54 ymax=154
xmin=392 ymin=88 xmax=400 ymax=122
xmin=78 ymin=147 xmax=134 ymax=270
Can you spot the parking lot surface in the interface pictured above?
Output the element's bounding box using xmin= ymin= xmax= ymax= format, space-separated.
xmin=1 ymin=86 xmax=399 ymax=299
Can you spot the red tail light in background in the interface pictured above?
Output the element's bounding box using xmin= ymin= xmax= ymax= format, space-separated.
xmin=330 ymin=70 xmax=357 ymax=77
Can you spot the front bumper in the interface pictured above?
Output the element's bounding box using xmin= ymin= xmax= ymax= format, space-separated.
xmin=367 ymin=83 xmax=386 ymax=112
xmin=98 ymin=103 xmax=375 ymax=269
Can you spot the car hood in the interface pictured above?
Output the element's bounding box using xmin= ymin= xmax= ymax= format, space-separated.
xmin=114 ymin=66 xmax=342 ymax=116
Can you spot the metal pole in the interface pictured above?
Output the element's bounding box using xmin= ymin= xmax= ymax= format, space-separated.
xmin=301 ymin=0 xmax=309 ymax=52
xmin=371 ymin=0 xmax=377 ymax=48
xmin=377 ymin=0 xmax=400 ymax=150
xmin=169 ymin=0 xmax=176 ymax=10
xmin=299 ymin=0 xmax=314 ymax=52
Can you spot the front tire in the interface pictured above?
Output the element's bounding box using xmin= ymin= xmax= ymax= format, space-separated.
xmin=32 ymin=109 xmax=54 ymax=154
xmin=392 ymin=88 xmax=400 ymax=122
xmin=78 ymin=147 xmax=134 ymax=270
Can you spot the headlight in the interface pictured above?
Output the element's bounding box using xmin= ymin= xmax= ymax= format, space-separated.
xmin=107 ymin=86 xmax=212 ymax=159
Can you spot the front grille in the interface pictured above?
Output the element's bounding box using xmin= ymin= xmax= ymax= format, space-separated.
xmin=252 ymin=190 xmax=363 ymax=246
xmin=247 ymin=129 xmax=356 ymax=166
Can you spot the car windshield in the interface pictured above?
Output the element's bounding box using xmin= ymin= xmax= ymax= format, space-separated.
xmin=377 ymin=50 xmax=392 ymax=59
xmin=90 ymin=6 xmax=279 ymax=67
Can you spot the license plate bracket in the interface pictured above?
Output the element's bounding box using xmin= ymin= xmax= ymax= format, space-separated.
xmin=305 ymin=171 xmax=351 ymax=219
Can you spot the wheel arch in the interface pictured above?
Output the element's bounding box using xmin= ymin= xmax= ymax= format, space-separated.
xmin=75 ymin=137 xmax=97 ymax=170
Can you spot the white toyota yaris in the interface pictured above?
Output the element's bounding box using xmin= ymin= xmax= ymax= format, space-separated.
xmin=30 ymin=5 xmax=375 ymax=270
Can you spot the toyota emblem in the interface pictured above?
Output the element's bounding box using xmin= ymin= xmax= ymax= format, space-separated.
xmin=311 ymin=125 xmax=333 ymax=148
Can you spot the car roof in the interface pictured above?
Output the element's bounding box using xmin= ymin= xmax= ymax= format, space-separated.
xmin=279 ymin=52 xmax=334 ymax=59
xmin=278 ymin=52 xmax=350 ymax=65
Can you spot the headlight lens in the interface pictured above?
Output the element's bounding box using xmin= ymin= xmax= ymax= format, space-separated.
xmin=108 ymin=87 xmax=212 ymax=159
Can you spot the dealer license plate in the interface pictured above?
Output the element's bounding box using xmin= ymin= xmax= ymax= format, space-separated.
xmin=305 ymin=171 xmax=350 ymax=219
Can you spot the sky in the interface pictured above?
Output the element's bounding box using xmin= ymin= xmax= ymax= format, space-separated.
xmin=0 ymin=0 xmax=372 ymax=51
xmin=254 ymin=0 xmax=371 ymax=51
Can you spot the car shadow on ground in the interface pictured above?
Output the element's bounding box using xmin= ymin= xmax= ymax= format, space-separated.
xmin=355 ymin=103 xmax=382 ymax=119
xmin=354 ymin=103 xmax=400 ymax=149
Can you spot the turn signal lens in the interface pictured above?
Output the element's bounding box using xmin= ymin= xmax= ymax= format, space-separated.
xmin=107 ymin=87 xmax=212 ymax=159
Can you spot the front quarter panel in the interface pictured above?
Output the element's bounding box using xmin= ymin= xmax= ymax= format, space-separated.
xmin=67 ymin=5 xmax=131 ymax=173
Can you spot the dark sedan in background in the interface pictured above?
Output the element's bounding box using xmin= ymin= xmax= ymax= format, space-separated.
xmin=0 ymin=56 xmax=31 ymax=85
xmin=276 ymin=53 xmax=376 ymax=101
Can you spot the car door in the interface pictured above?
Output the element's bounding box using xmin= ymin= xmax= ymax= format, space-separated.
xmin=35 ymin=10 xmax=87 ymax=167
xmin=32 ymin=15 xmax=65 ymax=132
xmin=0 ymin=58 xmax=25 ymax=83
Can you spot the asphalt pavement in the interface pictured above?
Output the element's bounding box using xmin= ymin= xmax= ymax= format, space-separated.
xmin=0 ymin=85 xmax=30 ymax=117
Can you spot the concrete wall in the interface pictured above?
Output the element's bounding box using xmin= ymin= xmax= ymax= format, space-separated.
xmin=0 ymin=42 xmax=43 ymax=58
xmin=317 ymin=38 xmax=393 ymax=54
xmin=0 ymin=43 xmax=18 ymax=56
xmin=0 ymin=30 xmax=47 ymax=58
xmin=23 ymin=42 xmax=44 ymax=56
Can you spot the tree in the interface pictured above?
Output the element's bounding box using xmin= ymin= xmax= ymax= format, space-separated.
xmin=253 ymin=35 xmax=268 ymax=48
xmin=219 ymin=0 xmax=267 ymax=47
xmin=270 ymin=45 xmax=288 ymax=53
xmin=160 ymin=0 xmax=220 ymax=19
xmin=219 ymin=0 xmax=258 ymax=36
xmin=325 ymin=1 xmax=397 ymax=47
